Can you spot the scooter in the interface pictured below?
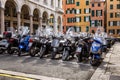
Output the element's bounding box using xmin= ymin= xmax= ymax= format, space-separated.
xmin=62 ymin=38 xmax=75 ymax=61
xmin=29 ymin=36 xmax=41 ymax=57
xmin=0 ymin=31 xmax=12 ymax=54
xmin=51 ymin=36 xmax=63 ymax=59
xmin=18 ymin=35 xmax=31 ymax=56
xmin=90 ymin=37 xmax=103 ymax=66
xmin=75 ymin=37 xmax=91 ymax=62
xmin=39 ymin=37 xmax=51 ymax=58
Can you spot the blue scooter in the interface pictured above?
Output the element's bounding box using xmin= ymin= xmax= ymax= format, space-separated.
xmin=18 ymin=35 xmax=31 ymax=56
xmin=90 ymin=37 xmax=103 ymax=66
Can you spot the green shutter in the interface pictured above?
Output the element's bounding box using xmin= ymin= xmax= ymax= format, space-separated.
xmin=84 ymin=9 xmax=86 ymax=14
xmin=84 ymin=16 xmax=86 ymax=22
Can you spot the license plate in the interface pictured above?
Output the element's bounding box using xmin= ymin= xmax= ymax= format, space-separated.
xmin=28 ymin=43 xmax=32 ymax=47
xmin=76 ymin=47 xmax=82 ymax=52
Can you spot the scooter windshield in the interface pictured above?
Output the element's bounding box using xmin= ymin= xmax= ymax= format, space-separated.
xmin=65 ymin=27 xmax=75 ymax=40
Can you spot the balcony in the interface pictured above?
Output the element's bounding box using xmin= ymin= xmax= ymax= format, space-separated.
xmin=56 ymin=7 xmax=64 ymax=14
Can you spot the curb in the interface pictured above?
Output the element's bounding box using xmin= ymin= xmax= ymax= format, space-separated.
xmin=90 ymin=47 xmax=114 ymax=80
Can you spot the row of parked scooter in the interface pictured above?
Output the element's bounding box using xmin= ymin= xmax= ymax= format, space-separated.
xmin=0 ymin=27 xmax=116 ymax=66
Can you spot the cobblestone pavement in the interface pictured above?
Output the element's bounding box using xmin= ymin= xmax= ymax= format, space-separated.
xmin=0 ymin=53 xmax=97 ymax=80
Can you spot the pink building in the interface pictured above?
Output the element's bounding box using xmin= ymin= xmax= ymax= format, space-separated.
xmin=90 ymin=0 xmax=105 ymax=33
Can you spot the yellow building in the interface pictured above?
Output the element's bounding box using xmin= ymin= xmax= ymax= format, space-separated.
xmin=62 ymin=0 xmax=91 ymax=32
xmin=75 ymin=0 xmax=91 ymax=32
xmin=106 ymin=0 xmax=120 ymax=37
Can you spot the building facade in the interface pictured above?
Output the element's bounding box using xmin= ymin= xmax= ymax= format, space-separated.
xmin=62 ymin=0 xmax=91 ymax=33
xmin=0 ymin=0 xmax=64 ymax=34
xmin=62 ymin=0 xmax=76 ymax=32
xmin=90 ymin=0 xmax=105 ymax=33
xmin=106 ymin=0 xmax=120 ymax=37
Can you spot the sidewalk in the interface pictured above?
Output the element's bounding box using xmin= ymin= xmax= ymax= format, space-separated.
xmin=90 ymin=42 xmax=120 ymax=80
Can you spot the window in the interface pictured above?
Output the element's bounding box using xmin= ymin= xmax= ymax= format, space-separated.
xmin=92 ymin=3 xmax=94 ymax=7
xmin=110 ymin=13 xmax=113 ymax=18
xmin=96 ymin=10 xmax=102 ymax=16
xmin=84 ymin=16 xmax=90 ymax=22
xmin=76 ymin=9 xmax=81 ymax=14
xmin=72 ymin=8 xmax=75 ymax=14
xmin=98 ymin=3 xmax=100 ymax=7
xmin=110 ymin=5 xmax=113 ymax=9
xmin=84 ymin=8 xmax=90 ymax=14
xmin=76 ymin=26 xmax=81 ymax=32
xmin=66 ymin=0 xmax=75 ymax=4
xmin=86 ymin=1 xmax=89 ymax=5
xmin=76 ymin=17 xmax=81 ymax=22
xmin=115 ymin=13 xmax=120 ymax=18
xmin=91 ymin=20 xmax=95 ymax=27
xmin=113 ymin=21 xmax=117 ymax=26
xmin=117 ymin=21 xmax=120 ymax=26
xmin=117 ymin=4 xmax=120 ymax=9
xmin=117 ymin=29 xmax=120 ymax=34
xmin=110 ymin=21 xmax=113 ymax=26
xmin=86 ymin=26 xmax=89 ymax=32
xmin=76 ymin=2 xmax=80 ymax=6
xmin=92 ymin=10 xmax=94 ymax=16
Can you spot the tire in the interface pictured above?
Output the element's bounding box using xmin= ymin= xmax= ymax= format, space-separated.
xmin=39 ymin=47 xmax=46 ymax=59
xmin=62 ymin=50 xmax=69 ymax=61
xmin=90 ymin=59 xmax=99 ymax=66
xmin=18 ymin=49 xmax=22 ymax=56
xmin=12 ymin=48 xmax=19 ymax=55
xmin=29 ymin=47 xmax=39 ymax=57
xmin=51 ymin=52 xmax=56 ymax=59
xmin=0 ymin=48 xmax=3 ymax=54
xmin=76 ymin=53 xmax=82 ymax=62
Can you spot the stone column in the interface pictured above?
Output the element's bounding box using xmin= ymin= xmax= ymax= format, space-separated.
xmin=30 ymin=15 xmax=33 ymax=34
xmin=54 ymin=20 xmax=58 ymax=34
xmin=17 ymin=12 xmax=21 ymax=30
xmin=39 ymin=17 xmax=42 ymax=31
xmin=60 ymin=23 xmax=63 ymax=33
xmin=1 ymin=8 xmax=5 ymax=34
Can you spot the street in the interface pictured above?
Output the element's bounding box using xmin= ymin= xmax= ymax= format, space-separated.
xmin=0 ymin=53 xmax=97 ymax=80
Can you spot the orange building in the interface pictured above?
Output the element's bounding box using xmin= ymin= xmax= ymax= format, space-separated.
xmin=62 ymin=0 xmax=76 ymax=33
xmin=90 ymin=0 xmax=105 ymax=33
xmin=106 ymin=0 xmax=120 ymax=37
xmin=62 ymin=0 xmax=91 ymax=33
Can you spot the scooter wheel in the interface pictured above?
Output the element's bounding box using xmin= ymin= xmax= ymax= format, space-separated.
xmin=0 ymin=49 xmax=3 ymax=54
xmin=18 ymin=49 xmax=21 ymax=56
xmin=90 ymin=59 xmax=100 ymax=66
xmin=29 ymin=47 xmax=37 ymax=57
xmin=62 ymin=50 xmax=69 ymax=61
xmin=51 ymin=52 xmax=56 ymax=59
